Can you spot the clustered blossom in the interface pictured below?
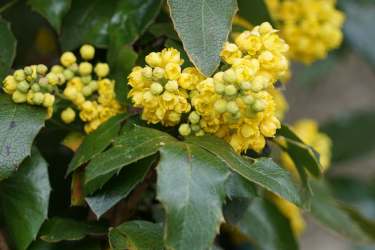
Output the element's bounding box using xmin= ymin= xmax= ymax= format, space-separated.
xmin=266 ymin=0 xmax=345 ymax=64
xmin=128 ymin=22 xmax=289 ymax=153
xmin=2 ymin=44 xmax=123 ymax=134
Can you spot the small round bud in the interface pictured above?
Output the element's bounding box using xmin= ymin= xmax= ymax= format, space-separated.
xmin=12 ymin=90 xmax=27 ymax=103
xmin=251 ymin=76 xmax=267 ymax=92
xmin=213 ymin=72 xmax=224 ymax=84
xmin=141 ymin=66 xmax=153 ymax=79
xmin=214 ymin=99 xmax=227 ymax=113
xmin=43 ymin=93 xmax=55 ymax=107
xmin=81 ymin=75 xmax=92 ymax=84
xmin=79 ymin=62 xmax=93 ymax=76
xmin=240 ymin=81 xmax=252 ymax=90
xmin=191 ymin=124 xmax=201 ymax=132
xmin=14 ymin=70 xmax=26 ymax=81
xmin=24 ymin=66 xmax=33 ymax=75
xmin=188 ymin=111 xmax=200 ymax=124
xmin=38 ymin=77 xmax=49 ymax=87
xmin=32 ymin=92 xmax=44 ymax=105
xmin=242 ymin=95 xmax=255 ymax=105
xmin=224 ymin=84 xmax=238 ymax=96
xmin=89 ymin=80 xmax=98 ymax=91
xmin=46 ymin=72 xmax=59 ymax=85
xmin=165 ymin=80 xmax=178 ymax=92
xmin=153 ymin=67 xmax=165 ymax=80
xmin=63 ymin=69 xmax=74 ymax=80
xmin=94 ymin=63 xmax=110 ymax=78
xmin=223 ymin=69 xmax=237 ymax=83
xmin=60 ymin=52 xmax=77 ymax=67
xmin=17 ymin=81 xmax=30 ymax=93
xmin=252 ymin=99 xmax=266 ymax=112
xmin=61 ymin=107 xmax=76 ymax=124
xmin=26 ymin=91 xmax=34 ymax=104
xmin=56 ymin=73 xmax=66 ymax=85
xmin=145 ymin=52 xmax=162 ymax=67
xmin=69 ymin=63 xmax=79 ymax=73
xmin=37 ymin=64 xmax=48 ymax=75
xmin=63 ymin=86 xmax=78 ymax=100
xmin=214 ymin=82 xmax=225 ymax=94
xmin=82 ymin=86 xmax=92 ymax=97
xmin=2 ymin=76 xmax=17 ymax=94
xmin=178 ymin=123 xmax=191 ymax=136
xmin=150 ymin=82 xmax=163 ymax=95
xmin=51 ymin=65 xmax=64 ymax=74
xmin=195 ymin=130 xmax=205 ymax=136
xmin=227 ymin=101 xmax=239 ymax=114
xmin=80 ymin=44 xmax=95 ymax=60
xmin=31 ymin=83 xmax=40 ymax=92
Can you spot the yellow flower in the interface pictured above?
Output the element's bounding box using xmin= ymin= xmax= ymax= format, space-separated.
xmin=61 ymin=107 xmax=76 ymax=124
xmin=60 ymin=52 xmax=77 ymax=67
xmin=2 ymin=75 xmax=17 ymax=94
xmin=220 ymin=42 xmax=242 ymax=64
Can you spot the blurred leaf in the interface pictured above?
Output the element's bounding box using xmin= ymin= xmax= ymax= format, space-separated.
xmin=86 ymin=156 xmax=155 ymax=218
xmin=187 ymin=135 xmax=304 ymax=207
xmin=28 ymin=239 xmax=101 ymax=250
xmin=39 ymin=217 xmax=106 ymax=243
xmin=340 ymin=205 xmax=375 ymax=240
xmin=84 ymin=125 xmax=175 ymax=194
xmin=321 ymin=111 xmax=375 ymax=163
xmin=0 ymin=148 xmax=51 ymax=250
xmin=67 ymin=113 xmax=128 ymax=175
xmin=109 ymin=221 xmax=163 ymax=250
xmin=27 ymin=0 xmax=72 ymax=31
xmin=237 ymin=0 xmax=273 ymax=26
xmin=60 ymin=0 xmax=162 ymax=50
xmin=0 ymin=95 xmax=45 ymax=180
xmin=149 ymin=22 xmax=179 ymax=40
xmin=229 ymin=197 xmax=298 ymax=250
xmin=157 ymin=142 xmax=230 ymax=250
xmin=0 ymin=18 xmax=16 ymax=81
xmin=167 ymin=0 xmax=238 ymax=76
xmin=310 ymin=180 xmax=373 ymax=242
xmin=340 ymin=0 xmax=375 ymax=68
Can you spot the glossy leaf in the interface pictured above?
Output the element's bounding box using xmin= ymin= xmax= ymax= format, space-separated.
xmin=237 ymin=0 xmax=273 ymax=26
xmin=157 ymin=142 xmax=230 ymax=250
xmin=60 ymin=0 xmax=162 ymax=49
xmin=167 ymin=0 xmax=238 ymax=76
xmin=0 ymin=148 xmax=51 ymax=250
xmin=39 ymin=217 xmax=106 ymax=243
xmin=187 ymin=135 xmax=303 ymax=207
xmin=67 ymin=113 xmax=128 ymax=175
xmin=321 ymin=111 xmax=375 ymax=163
xmin=109 ymin=220 xmax=163 ymax=250
xmin=0 ymin=95 xmax=45 ymax=180
xmin=229 ymin=197 xmax=298 ymax=250
xmin=0 ymin=18 xmax=16 ymax=82
xmin=27 ymin=0 xmax=72 ymax=31
xmin=84 ymin=125 xmax=175 ymax=193
xmin=86 ymin=156 xmax=156 ymax=218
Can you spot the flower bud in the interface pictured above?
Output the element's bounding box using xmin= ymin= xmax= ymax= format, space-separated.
xmin=89 ymin=80 xmax=98 ymax=91
xmin=150 ymin=82 xmax=163 ymax=95
xmin=178 ymin=123 xmax=191 ymax=136
xmin=69 ymin=63 xmax=79 ymax=73
xmin=24 ymin=66 xmax=33 ymax=75
xmin=242 ymin=95 xmax=255 ymax=105
xmin=240 ymin=81 xmax=252 ymax=90
xmin=14 ymin=69 xmax=25 ymax=81
xmin=214 ymin=99 xmax=227 ymax=113
xmin=252 ymin=99 xmax=266 ymax=112
xmin=214 ymin=82 xmax=225 ymax=94
xmin=145 ymin=52 xmax=162 ymax=67
xmin=259 ymin=22 xmax=273 ymax=34
xmin=2 ymin=76 xmax=17 ymax=94
xmin=188 ymin=111 xmax=200 ymax=124
xmin=26 ymin=91 xmax=34 ymax=104
xmin=63 ymin=69 xmax=74 ymax=80
xmin=213 ymin=72 xmax=224 ymax=84
xmin=191 ymin=124 xmax=201 ymax=132
xmin=46 ymin=72 xmax=59 ymax=85
xmin=43 ymin=93 xmax=55 ymax=107
xmin=51 ymin=65 xmax=64 ymax=74
xmin=60 ymin=52 xmax=77 ymax=67
xmin=82 ymin=86 xmax=92 ymax=97
xmin=12 ymin=90 xmax=27 ymax=103
xmin=56 ymin=73 xmax=66 ymax=85
xmin=64 ymin=86 xmax=78 ymax=100
xmin=153 ymin=67 xmax=165 ymax=80
xmin=165 ymin=80 xmax=178 ymax=92
xmin=17 ymin=81 xmax=30 ymax=93
xmin=94 ymin=63 xmax=110 ymax=78
xmin=61 ymin=107 xmax=76 ymax=124
xmin=33 ymin=92 xmax=45 ymax=105
xmin=224 ymin=84 xmax=238 ymax=96
xmin=223 ymin=69 xmax=237 ymax=83
xmin=79 ymin=62 xmax=93 ymax=76
xmin=80 ymin=44 xmax=95 ymax=60
xmin=37 ymin=64 xmax=48 ymax=75
xmin=81 ymin=75 xmax=92 ymax=84
xmin=195 ymin=130 xmax=205 ymax=136
xmin=31 ymin=83 xmax=41 ymax=92
xmin=227 ymin=101 xmax=239 ymax=114
xmin=141 ymin=66 xmax=153 ymax=79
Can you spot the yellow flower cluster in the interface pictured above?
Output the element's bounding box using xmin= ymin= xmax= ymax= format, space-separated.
xmin=266 ymin=0 xmax=345 ymax=64
xmin=128 ymin=48 xmax=203 ymax=126
xmin=58 ymin=44 xmax=122 ymax=133
xmin=2 ymin=64 xmax=56 ymax=118
xmin=128 ymin=22 xmax=289 ymax=153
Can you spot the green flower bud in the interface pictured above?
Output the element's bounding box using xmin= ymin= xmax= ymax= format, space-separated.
xmin=17 ymin=81 xmax=30 ymax=93
xmin=165 ymin=80 xmax=178 ymax=92
xmin=240 ymin=81 xmax=252 ymax=90
xmin=191 ymin=124 xmax=201 ymax=132
xmin=63 ymin=69 xmax=75 ymax=80
xmin=12 ymin=90 xmax=27 ymax=103
xmin=223 ymin=69 xmax=237 ymax=83
xmin=51 ymin=65 xmax=64 ymax=74
xmin=56 ymin=73 xmax=66 ymax=85
xmin=79 ymin=62 xmax=93 ymax=76
xmin=153 ymin=67 xmax=165 ymax=80
xmin=46 ymin=72 xmax=58 ymax=85
xmin=242 ymin=95 xmax=255 ymax=104
xmin=32 ymin=92 xmax=44 ymax=105
xmin=252 ymin=99 xmax=266 ymax=112
xmin=31 ymin=83 xmax=41 ymax=92
xmin=142 ymin=66 xmax=153 ymax=79
xmin=24 ymin=66 xmax=33 ymax=75
xmin=150 ymin=82 xmax=163 ymax=95
xmin=81 ymin=75 xmax=92 ymax=84
xmin=37 ymin=64 xmax=48 ymax=75
xmin=188 ymin=111 xmax=200 ymax=124
xmin=214 ymin=99 xmax=227 ymax=113
xmin=214 ymin=82 xmax=225 ymax=94
xmin=227 ymin=101 xmax=239 ymax=114
xmin=213 ymin=72 xmax=224 ymax=84
xmin=69 ymin=63 xmax=79 ymax=73
xmin=43 ymin=93 xmax=55 ymax=107
xmin=89 ymin=80 xmax=98 ymax=91
xmin=14 ymin=69 xmax=25 ymax=81
xmin=82 ymin=86 xmax=92 ymax=97
xmin=195 ymin=130 xmax=205 ymax=136
xmin=224 ymin=84 xmax=238 ymax=96
xmin=178 ymin=123 xmax=191 ymax=136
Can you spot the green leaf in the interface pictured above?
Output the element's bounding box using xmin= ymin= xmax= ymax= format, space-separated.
xmin=0 ymin=95 xmax=45 ymax=180
xmin=109 ymin=220 xmax=164 ymax=250
xmin=39 ymin=217 xmax=106 ymax=243
xmin=60 ymin=0 xmax=162 ymax=50
xmin=85 ymin=156 xmax=156 ymax=218
xmin=0 ymin=148 xmax=51 ymax=250
xmin=186 ymin=135 xmax=303 ymax=207
xmin=229 ymin=197 xmax=298 ymax=250
xmin=149 ymin=22 xmax=179 ymax=40
xmin=340 ymin=0 xmax=375 ymax=68
xmin=321 ymin=111 xmax=375 ymax=163
xmin=310 ymin=180 xmax=373 ymax=242
xmin=28 ymin=239 xmax=101 ymax=250
xmin=167 ymin=0 xmax=238 ymax=76
xmin=27 ymin=0 xmax=72 ymax=31
xmin=0 ymin=18 xmax=16 ymax=82
xmin=157 ymin=142 xmax=230 ymax=250
xmin=84 ymin=125 xmax=175 ymax=193
xmin=340 ymin=205 xmax=375 ymax=241
xmin=237 ymin=0 xmax=273 ymax=26
xmin=67 ymin=113 xmax=128 ymax=175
